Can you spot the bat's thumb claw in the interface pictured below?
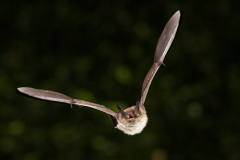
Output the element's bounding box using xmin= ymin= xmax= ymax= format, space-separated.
xmin=158 ymin=61 xmax=166 ymax=67
xmin=70 ymin=99 xmax=75 ymax=109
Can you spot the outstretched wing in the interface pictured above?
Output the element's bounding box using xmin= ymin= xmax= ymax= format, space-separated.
xmin=18 ymin=87 xmax=117 ymax=117
xmin=140 ymin=10 xmax=181 ymax=105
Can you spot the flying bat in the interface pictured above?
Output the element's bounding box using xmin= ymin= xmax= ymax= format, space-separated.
xmin=18 ymin=10 xmax=181 ymax=135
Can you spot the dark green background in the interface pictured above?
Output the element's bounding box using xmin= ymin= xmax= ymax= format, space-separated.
xmin=1 ymin=0 xmax=240 ymax=160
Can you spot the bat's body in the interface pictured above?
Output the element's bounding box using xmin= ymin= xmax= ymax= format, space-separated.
xmin=116 ymin=104 xmax=148 ymax=135
xmin=18 ymin=11 xmax=181 ymax=135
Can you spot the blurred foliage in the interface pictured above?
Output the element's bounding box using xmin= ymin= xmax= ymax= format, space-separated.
xmin=1 ymin=0 xmax=240 ymax=160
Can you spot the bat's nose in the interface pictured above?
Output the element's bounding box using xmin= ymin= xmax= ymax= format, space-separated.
xmin=127 ymin=113 xmax=135 ymax=121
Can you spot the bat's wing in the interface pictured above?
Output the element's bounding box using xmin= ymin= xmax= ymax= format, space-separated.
xmin=18 ymin=87 xmax=117 ymax=118
xmin=140 ymin=10 xmax=181 ymax=105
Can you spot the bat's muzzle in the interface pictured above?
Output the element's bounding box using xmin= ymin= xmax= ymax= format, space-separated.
xmin=127 ymin=113 xmax=135 ymax=121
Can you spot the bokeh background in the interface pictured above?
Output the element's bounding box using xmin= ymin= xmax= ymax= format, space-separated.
xmin=1 ymin=0 xmax=240 ymax=160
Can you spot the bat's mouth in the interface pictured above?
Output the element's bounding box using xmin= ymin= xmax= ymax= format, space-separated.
xmin=127 ymin=113 xmax=135 ymax=121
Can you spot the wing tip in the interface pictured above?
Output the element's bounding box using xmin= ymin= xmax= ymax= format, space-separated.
xmin=174 ymin=10 xmax=181 ymax=20
xmin=17 ymin=87 xmax=30 ymax=93
xmin=17 ymin=87 xmax=24 ymax=92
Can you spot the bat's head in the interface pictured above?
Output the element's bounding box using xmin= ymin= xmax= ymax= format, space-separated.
xmin=116 ymin=101 xmax=148 ymax=135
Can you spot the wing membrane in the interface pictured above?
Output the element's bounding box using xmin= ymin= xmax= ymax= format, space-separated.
xmin=18 ymin=87 xmax=117 ymax=117
xmin=140 ymin=11 xmax=181 ymax=105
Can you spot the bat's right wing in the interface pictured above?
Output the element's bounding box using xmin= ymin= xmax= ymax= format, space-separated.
xmin=18 ymin=87 xmax=117 ymax=118
xmin=140 ymin=11 xmax=181 ymax=106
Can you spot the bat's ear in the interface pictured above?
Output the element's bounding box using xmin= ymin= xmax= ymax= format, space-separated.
xmin=135 ymin=101 xmax=141 ymax=115
xmin=117 ymin=105 xmax=127 ymax=119
xmin=107 ymin=114 xmax=118 ymax=127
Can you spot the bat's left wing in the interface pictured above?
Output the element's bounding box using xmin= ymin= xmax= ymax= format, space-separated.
xmin=140 ymin=11 xmax=181 ymax=106
xmin=18 ymin=87 xmax=117 ymax=118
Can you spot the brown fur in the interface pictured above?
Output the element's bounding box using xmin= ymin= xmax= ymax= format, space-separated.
xmin=116 ymin=105 xmax=148 ymax=135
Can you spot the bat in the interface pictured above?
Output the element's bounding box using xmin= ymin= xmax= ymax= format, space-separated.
xmin=18 ymin=10 xmax=181 ymax=135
